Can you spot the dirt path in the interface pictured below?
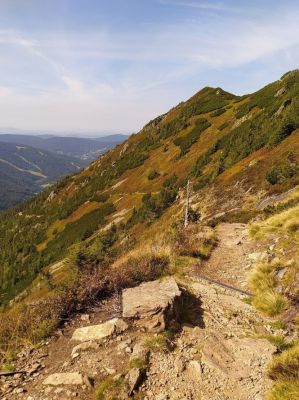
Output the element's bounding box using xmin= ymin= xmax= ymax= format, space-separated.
xmin=195 ymin=223 xmax=261 ymax=290
xmin=1 ymin=223 xmax=276 ymax=400
xmin=144 ymin=277 xmax=275 ymax=400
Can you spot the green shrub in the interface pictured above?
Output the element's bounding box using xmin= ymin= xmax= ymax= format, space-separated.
xmin=266 ymin=160 xmax=298 ymax=185
xmin=173 ymin=118 xmax=211 ymax=156
xmin=219 ymin=121 xmax=229 ymax=130
xmin=211 ymin=108 xmax=226 ymax=117
xmin=95 ymin=377 xmax=126 ymax=400
xmin=127 ymin=176 xmax=181 ymax=227
xmin=148 ymin=170 xmax=160 ymax=180
xmin=144 ymin=333 xmax=171 ymax=353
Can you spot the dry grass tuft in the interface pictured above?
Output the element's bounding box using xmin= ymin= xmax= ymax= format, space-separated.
xmin=249 ymin=263 xmax=288 ymax=317
xmin=268 ymin=343 xmax=299 ymax=381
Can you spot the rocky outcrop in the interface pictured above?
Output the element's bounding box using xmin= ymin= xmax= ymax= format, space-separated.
xmin=122 ymin=278 xmax=182 ymax=332
xmin=71 ymin=318 xmax=128 ymax=342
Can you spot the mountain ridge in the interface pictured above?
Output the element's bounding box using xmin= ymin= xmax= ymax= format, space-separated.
xmin=1 ymin=70 xmax=299 ymax=302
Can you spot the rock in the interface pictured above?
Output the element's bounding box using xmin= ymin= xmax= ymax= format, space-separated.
xmin=80 ymin=314 xmax=90 ymax=322
xmin=275 ymin=87 xmax=286 ymax=97
xmin=188 ymin=360 xmax=203 ymax=380
xmin=127 ymin=368 xmax=144 ymax=396
xmin=46 ymin=190 xmax=56 ymax=202
xmin=122 ymin=278 xmax=181 ymax=332
xmin=13 ymin=387 xmax=26 ymax=394
xmin=42 ymin=372 xmax=92 ymax=387
xmin=174 ymin=355 xmax=187 ymax=374
xmin=71 ymin=341 xmax=99 ymax=357
xmin=105 ymin=368 xmax=116 ymax=375
xmin=130 ymin=342 xmax=150 ymax=364
xmin=248 ymin=252 xmax=268 ymax=264
xmin=71 ymin=318 xmax=128 ymax=342
xmin=25 ymin=362 xmax=42 ymax=376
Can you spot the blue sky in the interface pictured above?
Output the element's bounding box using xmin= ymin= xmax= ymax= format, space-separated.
xmin=0 ymin=0 xmax=299 ymax=135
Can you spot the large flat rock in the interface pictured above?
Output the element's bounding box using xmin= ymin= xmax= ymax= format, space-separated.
xmin=71 ymin=318 xmax=128 ymax=342
xmin=43 ymin=372 xmax=90 ymax=386
xmin=122 ymin=278 xmax=181 ymax=332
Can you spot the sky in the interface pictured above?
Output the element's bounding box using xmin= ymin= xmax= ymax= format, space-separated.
xmin=0 ymin=0 xmax=299 ymax=135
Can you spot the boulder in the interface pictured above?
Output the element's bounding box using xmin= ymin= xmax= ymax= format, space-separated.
xmin=71 ymin=318 xmax=128 ymax=342
xmin=42 ymin=372 xmax=92 ymax=387
xmin=122 ymin=278 xmax=181 ymax=332
xmin=71 ymin=341 xmax=99 ymax=357
xmin=188 ymin=360 xmax=203 ymax=380
xmin=126 ymin=368 xmax=143 ymax=396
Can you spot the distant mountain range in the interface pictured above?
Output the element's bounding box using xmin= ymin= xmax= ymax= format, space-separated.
xmin=0 ymin=134 xmax=128 ymax=209
xmin=0 ymin=142 xmax=84 ymax=210
xmin=0 ymin=133 xmax=129 ymax=162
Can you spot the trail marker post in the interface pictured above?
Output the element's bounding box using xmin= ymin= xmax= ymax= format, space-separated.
xmin=184 ymin=180 xmax=190 ymax=228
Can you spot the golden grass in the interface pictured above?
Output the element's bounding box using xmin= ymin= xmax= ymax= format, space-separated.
xmin=268 ymin=380 xmax=299 ymax=400
xmin=268 ymin=343 xmax=299 ymax=381
xmin=37 ymin=201 xmax=102 ymax=251
xmin=249 ymin=263 xmax=288 ymax=317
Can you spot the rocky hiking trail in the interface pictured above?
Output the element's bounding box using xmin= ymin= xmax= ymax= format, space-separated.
xmin=1 ymin=223 xmax=277 ymax=400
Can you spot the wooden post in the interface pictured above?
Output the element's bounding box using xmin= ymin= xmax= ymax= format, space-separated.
xmin=184 ymin=180 xmax=190 ymax=228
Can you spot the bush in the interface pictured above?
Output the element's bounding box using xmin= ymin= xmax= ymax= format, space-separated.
xmin=91 ymin=193 xmax=109 ymax=203
xmin=148 ymin=170 xmax=160 ymax=180
xmin=211 ymin=108 xmax=226 ymax=117
xmin=173 ymin=224 xmax=217 ymax=259
xmin=219 ymin=121 xmax=229 ymax=131
xmin=266 ymin=161 xmax=298 ymax=185
xmin=268 ymin=343 xmax=299 ymax=381
xmin=126 ymin=176 xmax=181 ymax=227
xmin=173 ymin=118 xmax=211 ymax=156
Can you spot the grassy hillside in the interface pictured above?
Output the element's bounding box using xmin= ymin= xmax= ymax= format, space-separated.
xmin=0 ymin=70 xmax=299 ymax=400
xmin=0 ymin=142 xmax=85 ymax=209
xmin=1 ymin=70 xmax=299 ymax=304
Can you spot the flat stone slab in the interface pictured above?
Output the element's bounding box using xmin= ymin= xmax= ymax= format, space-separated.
xmin=122 ymin=278 xmax=181 ymax=330
xmin=71 ymin=318 xmax=128 ymax=342
xmin=43 ymin=372 xmax=89 ymax=386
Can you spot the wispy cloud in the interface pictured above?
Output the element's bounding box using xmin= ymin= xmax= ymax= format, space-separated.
xmin=159 ymin=0 xmax=224 ymax=10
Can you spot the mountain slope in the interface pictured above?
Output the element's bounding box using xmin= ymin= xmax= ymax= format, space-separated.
xmin=1 ymin=71 xmax=299 ymax=302
xmin=0 ymin=134 xmax=129 ymax=163
xmin=0 ymin=142 xmax=84 ymax=209
xmin=0 ymin=70 xmax=299 ymax=400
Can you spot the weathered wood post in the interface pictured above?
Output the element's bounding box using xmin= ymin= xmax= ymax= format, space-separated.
xmin=184 ymin=180 xmax=190 ymax=228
